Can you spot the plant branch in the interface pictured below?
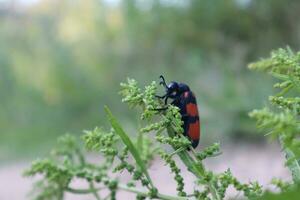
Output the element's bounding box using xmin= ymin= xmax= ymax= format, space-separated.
xmin=89 ymin=182 xmax=101 ymax=200
xmin=66 ymin=184 xmax=188 ymax=200
xmin=166 ymin=127 xmax=221 ymax=200
xmin=66 ymin=186 xmax=104 ymax=194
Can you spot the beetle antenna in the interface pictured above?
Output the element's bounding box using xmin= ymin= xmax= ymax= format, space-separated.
xmin=159 ymin=75 xmax=168 ymax=88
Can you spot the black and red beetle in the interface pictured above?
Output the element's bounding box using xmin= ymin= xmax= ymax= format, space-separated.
xmin=156 ymin=75 xmax=200 ymax=148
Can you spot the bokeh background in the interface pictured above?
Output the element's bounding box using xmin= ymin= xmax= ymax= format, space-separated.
xmin=1 ymin=0 xmax=300 ymax=199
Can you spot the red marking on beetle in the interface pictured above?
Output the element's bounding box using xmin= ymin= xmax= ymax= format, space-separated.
xmin=186 ymin=103 xmax=198 ymax=117
xmin=188 ymin=120 xmax=200 ymax=140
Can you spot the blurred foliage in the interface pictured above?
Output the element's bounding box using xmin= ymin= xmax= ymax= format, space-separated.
xmin=259 ymin=187 xmax=300 ymax=200
xmin=249 ymin=48 xmax=300 ymax=198
xmin=1 ymin=0 xmax=300 ymax=159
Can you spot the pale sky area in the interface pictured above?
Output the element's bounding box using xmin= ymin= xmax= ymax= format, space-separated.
xmin=0 ymin=0 xmax=121 ymax=6
xmin=0 ymin=0 xmax=252 ymax=8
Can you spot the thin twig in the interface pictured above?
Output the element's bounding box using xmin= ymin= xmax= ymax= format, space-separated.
xmin=66 ymin=184 xmax=188 ymax=200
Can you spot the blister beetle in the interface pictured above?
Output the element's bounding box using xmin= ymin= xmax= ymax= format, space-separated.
xmin=156 ymin=75 xmax=200 ymax=148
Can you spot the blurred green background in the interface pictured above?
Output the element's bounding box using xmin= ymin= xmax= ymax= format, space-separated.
xmin=1 ymin=0 xmax=300 ymax=161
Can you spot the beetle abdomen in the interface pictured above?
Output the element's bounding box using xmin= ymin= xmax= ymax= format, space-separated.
xmin=173 ymin=91 xmax=200 ymax=148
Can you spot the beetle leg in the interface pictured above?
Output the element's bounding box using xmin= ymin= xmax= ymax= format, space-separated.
xmin=152 ymin=107 xmax=168 ymax=111
xmin=164 ymin=96 xmax=169 ymax=105
xmin=159 ymin=75 xmax=168 ymax=89
xmin=169 ymin=96 xmax=181 ymax=105
xmin=155 ymin=94 xmax=166 ymax=99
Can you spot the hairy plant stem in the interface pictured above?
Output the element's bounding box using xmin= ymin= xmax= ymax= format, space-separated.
xmin=66 ymin=184 xmax=188 ymax=200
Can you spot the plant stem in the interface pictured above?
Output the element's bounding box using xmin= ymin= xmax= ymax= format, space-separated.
xmin=66 ymin=187 xmax=104 ymax=194
xmin=66 ymin=184 xmax=188 ymax=200
xmin=167 ymin=127 xmax=221 ymax=200
xmin=89 ymin=182 xmax=101 ymax=200
xmin=118 ymin=184 xmax=188 ymax=200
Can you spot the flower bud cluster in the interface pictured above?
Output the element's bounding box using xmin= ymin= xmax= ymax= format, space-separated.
xmin=120 ymin=78 xmax=144 ymax=107
xmin=248 ymin=48 xmax=300 ymax=74
xmin=107 ymin=179 xmax=118 ymax=200
xmin=270 ymin=48 xmax=299 ymax=71
xmin=113 ymin=148 xmax=134 ymax=174
xmin=24 ymin=159 xmax=73 ymax=187
xmin=132 ymin=169 xmax=150 ymax=187
xmin=113 ymin=161 xmax=135 ymax=173
xmin=142 ymin=81 xmax=160 ymax=119
xmin=273 ymin=80 xmax=292 ymax=89
xmin=51 ymin=134 xmax=78 ymax=156
xmin=218 ymin=169 xmax=262 ymax=199
xmin=196 ymin=143 xmax=220 ymax=160
xmin=24 ymin=133 xmax=117 ymax=199
xmin=270 ymin=96 xmax=300 ymax=113
xmin=249 ymin=108 xmax=298 ymax=138
xmin=164 ymin=105 xmax=184 ymax=134
xmin=120 ymin=78 xmax=159 ymax=120
xmin=140 ymin=121 xmax=166 ymax=133
xmin=159 ymin=151 xmax=186 ymax=196
xmin=140 ymin=106 xmax=184 ymax=135
xmin=194 ymin=187 xmax=210 ymax=200
xmin=271 ymin=178 xmax=291 ymax=192
xmin=155 ymin=135 xmax=190 ymax=149
xmin=83 ymin=127 xmax=118 ymax=157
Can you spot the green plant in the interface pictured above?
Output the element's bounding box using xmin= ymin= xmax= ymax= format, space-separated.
xmin=25 ymin=78 xmax=263 ymax=200
xmin=26 ymin=47 xmax=300 ymax=199
xmin=249 ymin=47 xmax=300 ymax=196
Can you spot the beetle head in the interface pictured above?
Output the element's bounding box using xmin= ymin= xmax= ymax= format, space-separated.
xmin=159 ymin=75 xmax=179 ymax=97
xmin=166 ymin=81 xmax=179 ymax=96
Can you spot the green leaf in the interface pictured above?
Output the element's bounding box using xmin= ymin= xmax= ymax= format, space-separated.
xmin=104 ymin=106 xmax=155 ymax=188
